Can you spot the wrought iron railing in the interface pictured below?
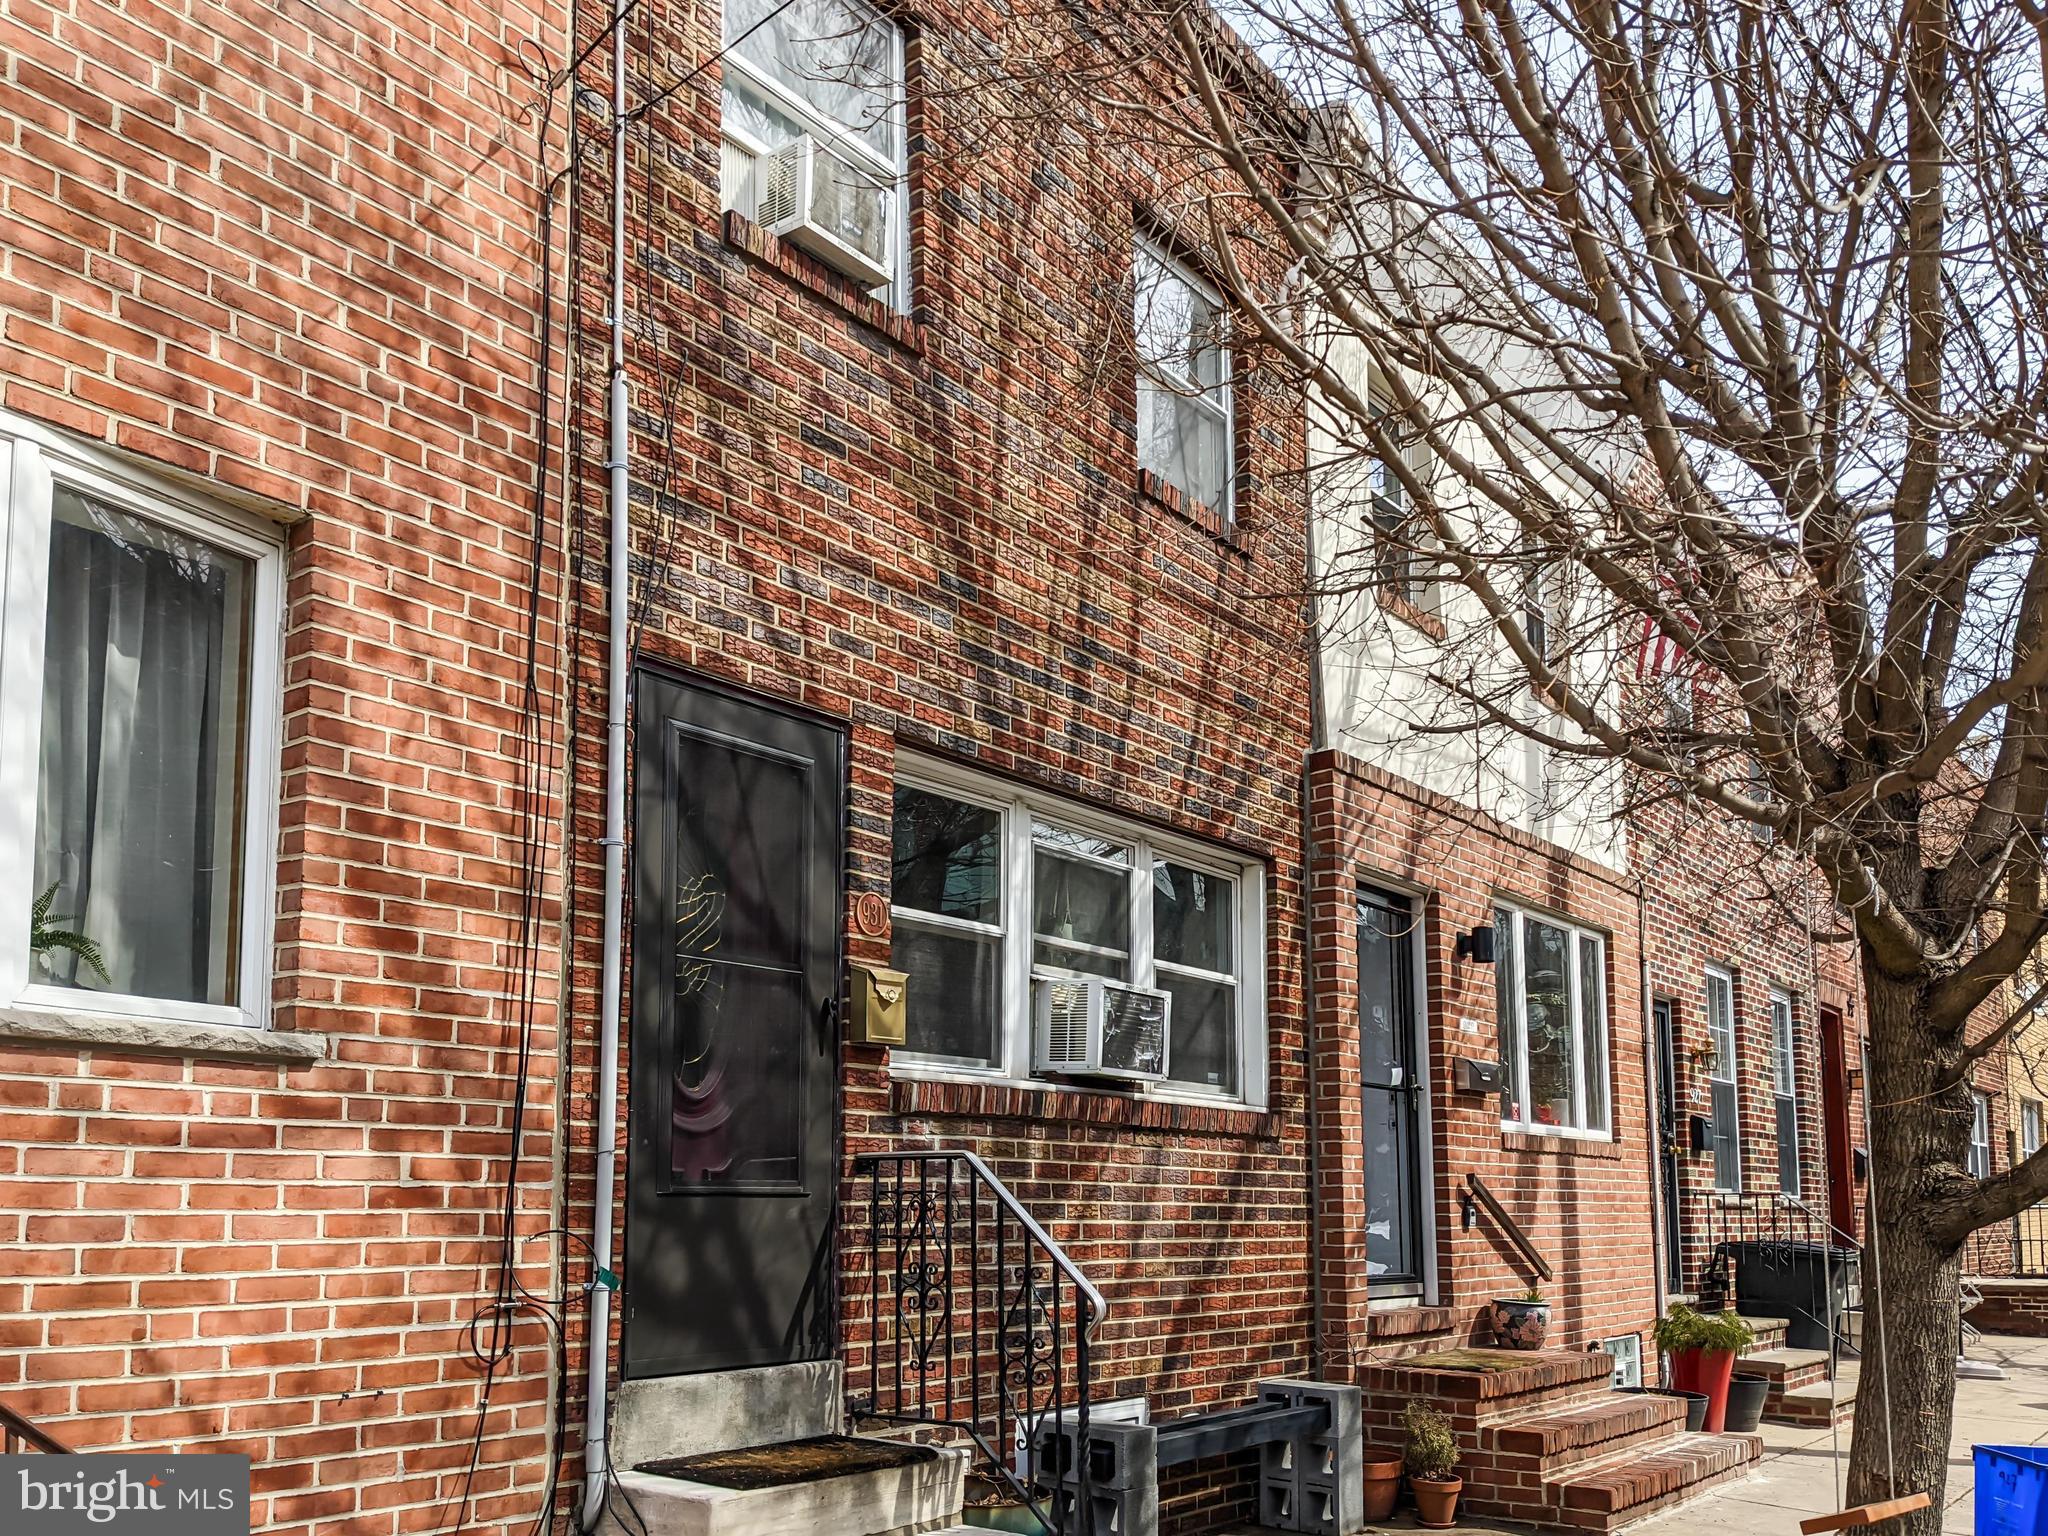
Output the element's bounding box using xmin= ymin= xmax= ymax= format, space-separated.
xmin=1698 ymin=1191 xmax=1860 ymax=1352
xmin=1 ymin=1399 xmax=71 ymax=1454
xmin=2013 ymin=1204 xmax=2048 ymax=1276
xmin=851 ymin=1149 xmax=1105 ymax=1535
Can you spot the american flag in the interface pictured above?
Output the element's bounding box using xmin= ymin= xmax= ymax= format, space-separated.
xmin=1636 ymin=576 xmax=1700 ymax=680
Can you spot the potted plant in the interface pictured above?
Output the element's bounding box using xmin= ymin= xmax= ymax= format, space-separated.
xmin=1361 ymin=1445 xmax=1403 ymax=1522
xmin=1403 ymin=1400 xmax=1462 ymax=1529
xmin=1653 ymin=1303 xmax=1754 ymax=1432
xmin=1490 ymin=1283 xmax=1550 ymax=1349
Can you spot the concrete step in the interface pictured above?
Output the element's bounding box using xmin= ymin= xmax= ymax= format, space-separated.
xmin=594 ymin=1443 xmax=967 ymax=1536
xmin=1547 ymin=1431 xmax=1762 ymax=1532
xmin=1731 ymin=1346 xmax=1831 ymax=1393
xmin=1488 ymin=1391 xmax=1690 ymax=1474
xmin=1765 ymin=1379 xmax=1855 ymax=1428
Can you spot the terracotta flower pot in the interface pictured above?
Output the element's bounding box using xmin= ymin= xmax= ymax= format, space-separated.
xmin=1490 ymin=1297 xmax=1551 ymax=1349
xmin=1412 ymin=1475 xmax=1463 ymax=1528
xmin=1361 ymin=1455 xmax=1403 ymax=1521
xmin=1667 ymin=1345 xmax=1737 ymax=1432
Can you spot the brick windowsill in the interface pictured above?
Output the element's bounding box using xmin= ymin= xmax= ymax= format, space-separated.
xmin=1138 ymin=468 xmax=1244 ymax=551
xmin=890 ymin=1075 xmax=1281 ymax=1139
xmin=723 ymin=212 xmax=925 ymax=353
xmin=1502 ymin=1128 xmax=1624 ymax=1159
xmin=1379 ymin=588 xmax=1447 ymax=641
xmin=0 ymin=1006 xmax=328 ymax=1064
xmin=1365 ymin=1303 xmax=1457 ymax=1341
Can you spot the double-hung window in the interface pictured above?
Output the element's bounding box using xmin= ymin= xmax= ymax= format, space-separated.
xmin=2025 ymin=1100 xmax=2043 ymax=1160
xmin=1134 ymin=241 xmax=1233 ymax=522
xmin=1771 ymin=987 xmax=1799 ymax=1196
xmin=1368 ymin=405 xmax=1437 ymax=613
xmin=1493 ymin=905 xmax=1610 ymax=1136
xmin=1969 ymin=1091 xmax=1993 ymax=1180
xmin=0 ymin=415 xmax=283 ymax=1030
xmin=889 ymin=758 xmax=1266 ymax=1102
xmin=720 ymin=0 xmax=908 ymax=301
xmin=1705 ymin=967 xmax=1741 ymax=1190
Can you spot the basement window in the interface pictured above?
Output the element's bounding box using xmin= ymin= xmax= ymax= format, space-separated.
xmin=1494 ymin=904 xmax=1610 ymax=1138
xmin=888 ymin=754 xmax=1267 ymax=1105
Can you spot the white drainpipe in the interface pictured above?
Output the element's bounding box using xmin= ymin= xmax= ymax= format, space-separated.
xmin=581 ymin=10 xmax=631 ymax=1528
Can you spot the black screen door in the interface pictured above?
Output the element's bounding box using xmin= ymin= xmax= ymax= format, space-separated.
xmin=625 ymin=674 xmax=842 ymax=1378
xmin=1359 ymin=887 xmax=1426 ymax=1294
xmin=1654 ymin=999 xmax=1683 ymax=1292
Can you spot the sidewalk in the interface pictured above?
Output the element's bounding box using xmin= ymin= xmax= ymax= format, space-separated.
xmin=1227 ymin=1331 xmax=2048 ymax=1535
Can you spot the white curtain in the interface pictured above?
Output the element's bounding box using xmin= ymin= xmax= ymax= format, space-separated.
xmin=32 ymin=492 xmax=246 ymax=1006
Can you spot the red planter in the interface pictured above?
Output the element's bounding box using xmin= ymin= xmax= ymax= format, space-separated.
xmin=1667 ymin=1346 xmax=1737 ymax=1432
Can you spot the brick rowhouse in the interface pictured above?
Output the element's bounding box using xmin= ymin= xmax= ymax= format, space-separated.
xmin=556 ymin=0 xmax=1316 ymax=1529
xmin=0 ymin=0 xmax=572 ymax=1532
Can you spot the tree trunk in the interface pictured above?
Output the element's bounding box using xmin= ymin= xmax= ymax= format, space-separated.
xmin=1846 ymin=969 xmax=1969 ymax=1536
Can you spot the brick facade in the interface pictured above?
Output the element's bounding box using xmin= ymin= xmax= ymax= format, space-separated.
xmin=0 ymin=1 xmax=570 ymax=1534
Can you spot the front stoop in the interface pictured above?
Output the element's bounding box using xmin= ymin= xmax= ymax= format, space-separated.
xmin=1549 ymin=1432 xmax=1762 ymax=1532
xmin=594 ymin=1447 xmax=969 ymax=1536
xmin=1361 ymin=1347 xmax=1761 ymax=1532
xmin=1735 ymin=1340 xmax=1857 ymax=1428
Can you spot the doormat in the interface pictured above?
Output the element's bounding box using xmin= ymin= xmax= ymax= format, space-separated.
xmin=636 ymin=1435 xmax=940 ymax=1490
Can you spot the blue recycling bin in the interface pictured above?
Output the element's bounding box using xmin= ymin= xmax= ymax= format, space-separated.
xmin=1978 ymin=1444 xmax=2048 ymax=1536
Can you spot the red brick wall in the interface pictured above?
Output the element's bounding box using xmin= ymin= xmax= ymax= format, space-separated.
xmin=0 ymin=0 xmax=570 ymax=1531
xmin=556 ymin=1 xmax=1316 ymax=1529
xmin=1966 ymin=1277 xmax=2048 ymax=1335
xmin=1306 ymin=752 xmax=1662 ymax=1368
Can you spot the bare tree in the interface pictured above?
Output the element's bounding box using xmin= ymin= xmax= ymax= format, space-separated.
xmin=1079 ymin=0 xmax=2048 ymax=1520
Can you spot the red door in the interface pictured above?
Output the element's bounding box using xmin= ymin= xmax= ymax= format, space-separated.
xmin=1818 ymin=1005 xmax=1857 ymax=1241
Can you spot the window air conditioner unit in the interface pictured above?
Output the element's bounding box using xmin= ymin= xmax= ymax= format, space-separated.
xmin=1033 ymin=974 xmax=1171 ymax=1082
xmin=754 ymin=135 xmax=894 ymax=288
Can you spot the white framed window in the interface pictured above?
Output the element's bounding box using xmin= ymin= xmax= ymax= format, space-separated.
xmin=0 ymin=414 xmax=284 ymax=1031
xmin=888 ymin=754 xmax=1267 ymax=1105
xmin=720 ymin=0 xmax=908 ymax=302
xmin=1705 ymin=967 xmax=1741 ymax=1191
xmin=1969 ymin=1091 xmax=1993 ymax=1180
xmin=1134 ymin=241 xmax=1233 ymax=522
xmin=1368 ymin=404 xmax=1437 ymax=613
xmin=1492 ymin=904 xmax=1610 ymax=1137
xmin=2024 ymin=1100 xmax=2043 ymax=1160
xmin=1771 ymin=987 xmax=1800 ymax=1196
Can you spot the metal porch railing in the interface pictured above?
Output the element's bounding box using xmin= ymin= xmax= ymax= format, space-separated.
xmin=1699 ymin=1191 xmax=1861 ymax=1353
xmin=851 ymin=1149 xmax=1104 ymax=1535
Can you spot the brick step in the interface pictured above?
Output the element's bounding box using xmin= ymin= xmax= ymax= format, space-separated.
xmin=1487 ymin=1392 xmax=1691 ymax=1475
xmin=1764 ymin=1379 xmax=1855 ymax=1428
xmin=1738 ymin=1315 xmax=1791 ymax=1352
xmin=1731 ymin=1346 xmax=1831 ymax=1394
xmin=1361 ymin=1348 xmax=1619 ymax=1425
xmin=1546 ymin=1431 xmax=1762 ymax=1532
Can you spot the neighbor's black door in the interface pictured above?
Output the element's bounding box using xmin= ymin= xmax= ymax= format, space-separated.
xmin=1359 ymin=886 xmax=1426 ymax=1295
xmin=1654 ymin=998 xmax=1684 ymax=1293
xmin=624 ymin=674 xmax=843 ymax=1378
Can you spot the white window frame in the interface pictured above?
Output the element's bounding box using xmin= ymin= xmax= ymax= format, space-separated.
xmin=889 ymin=752 xmax=1268 ymax=1108
xmin=720 ymin=0 xmax=910 ymax=306
xmin=1134 ymin=239 xmax=1234 ymax=524
xmin=1969 ymin=1090 xmax=1993 ymax=1180
xmin=1705 ymin=966 xmax=1741 ymax=1192
xmin=1770 ymin=986 xmax=1800 ymax=1197
xmin=1494 ymin=902 xmax=1612 ymax=1140
xmin=0 ymin=413 xmax=284 ymax=1032
xmin=2024 ymin=1099 xmax=2043 ymax=1160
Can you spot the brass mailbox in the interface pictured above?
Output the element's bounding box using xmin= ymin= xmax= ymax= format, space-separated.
xmin=849 ymin=965 xmax=908 ymax=1046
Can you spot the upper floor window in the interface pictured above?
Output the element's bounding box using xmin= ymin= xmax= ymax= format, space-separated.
xmin=1771 ymin=987 xmax=1799 ymax=1196
xmin=1369 ymin=407 xmax=1437 ymax=615
xmin=721 ymin=0 xmax=907 ymax=301
xmin=889 ymin=756 xmax=1267 ymax=1104
xmin=2025 ymin=1099 xmax=2043 ymax=1160
xmin=1493 ymin=904 xmax=1610 ymax=1137
xmin=1969 ymin=1090 xmax=1993 ymax=1180
xmin=1134 ymin=241 xmax=1233 ymax=523
xmin=1705 ymin=967 xmax=1741 ymax=1190
xmin=0 ymin=416 xmax=283 ymax=1030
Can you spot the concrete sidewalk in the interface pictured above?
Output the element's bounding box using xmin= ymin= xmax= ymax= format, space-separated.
xmin=1229 ymin=1331 xmax=2048 ymax=1535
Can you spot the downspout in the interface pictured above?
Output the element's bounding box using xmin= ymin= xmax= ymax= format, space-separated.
xmin=581 ymin=6 xmax=631 ymax=1528
xmin=1636 ymin=876 xmax=1668 ymax=1325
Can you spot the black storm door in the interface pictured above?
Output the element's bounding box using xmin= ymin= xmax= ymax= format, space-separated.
xmin=1654 ymin=998 xmax=1684 ymax=1293
xmin=1358 ymin=886 xmax=1426 ymax=1294
xmin=624 ymin=674 xmax=843 ymax=1378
